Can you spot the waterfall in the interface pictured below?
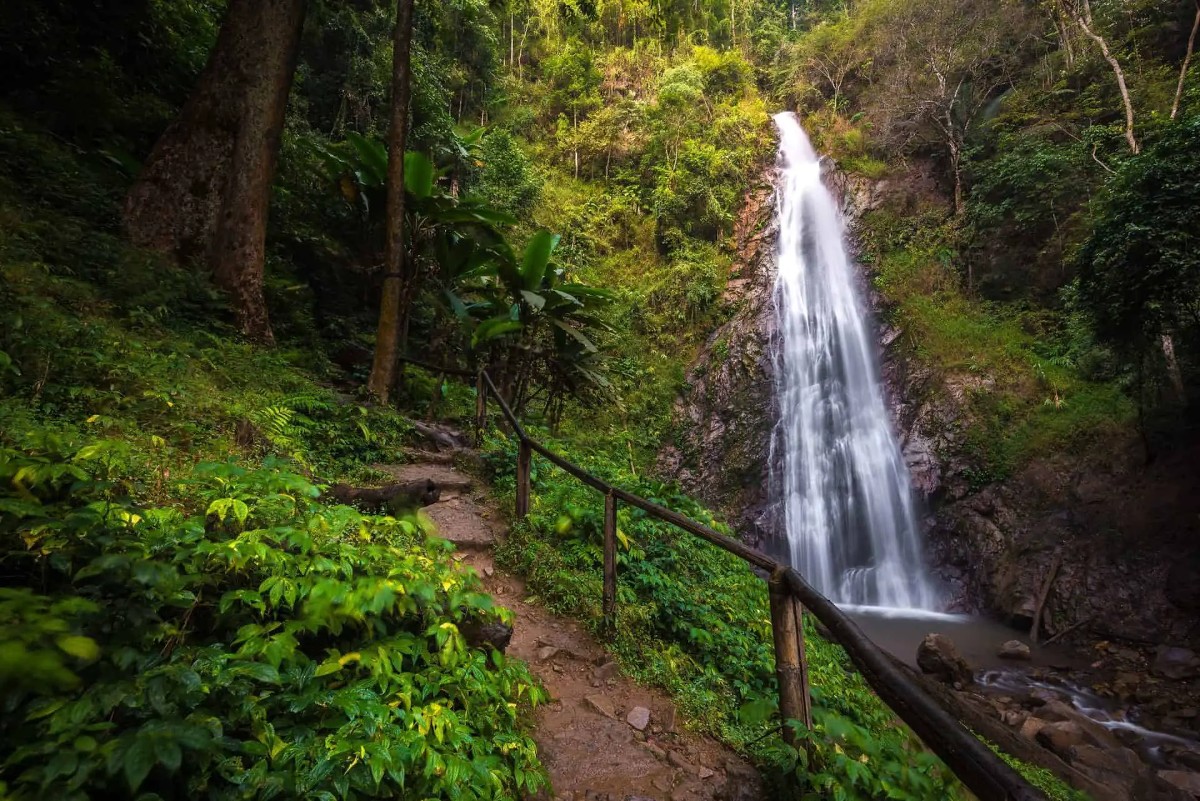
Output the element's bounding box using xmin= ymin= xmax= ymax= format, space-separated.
xmin=769 ymin=112 xmax=938 ymax=611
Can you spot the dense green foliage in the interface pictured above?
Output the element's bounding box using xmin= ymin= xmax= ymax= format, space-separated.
xmin=0 ymin=449 xmax=544 ymax=800
xmin=1076 ymin=112 xmax=1200 ymax=358
xmin=2 ymin=0 xmax=1197 ymax=798
xmin=0 ymin=106 xmax=544 ymax=800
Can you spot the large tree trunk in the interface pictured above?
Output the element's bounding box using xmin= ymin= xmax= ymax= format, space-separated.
xmin=123 ymin=0 xmax=306 ymax=344
xmin=366 ymin=0 xmax=417 ymax=404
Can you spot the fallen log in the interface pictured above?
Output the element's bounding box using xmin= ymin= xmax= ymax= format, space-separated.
xmin=328 ymin=479 xmax=440 ymax=514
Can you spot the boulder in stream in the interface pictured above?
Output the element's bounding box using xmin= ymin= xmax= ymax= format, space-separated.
xmin=998 ymin=639 xmax=1032 ymax=660
xmin=916 ymin=633 xmax=974 ymax=686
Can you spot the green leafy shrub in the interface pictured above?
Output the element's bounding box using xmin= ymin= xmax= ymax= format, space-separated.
xmin=0 ymin=438 xmax=546 ymax=800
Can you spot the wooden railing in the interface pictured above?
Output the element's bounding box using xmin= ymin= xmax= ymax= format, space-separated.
xmin=405 ymin=357 xmax=1046 ymax=801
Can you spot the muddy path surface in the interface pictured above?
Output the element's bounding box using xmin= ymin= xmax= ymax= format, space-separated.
xmin=385 ymin=457 xmax=764 ymax=801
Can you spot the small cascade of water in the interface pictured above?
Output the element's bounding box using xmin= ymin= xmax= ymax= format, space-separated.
xmin=770 ymin=112 xmax=938 ymax=610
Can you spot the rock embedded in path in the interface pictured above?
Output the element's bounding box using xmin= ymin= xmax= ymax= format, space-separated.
xmin=584 ymin=694 xmax=617 ymax=719
xmin=998 ymin=640 xmax=1032 ymax=660
xmin=461 ymin=619 xmax=512 ymax=653
xmin=641 ymin=741 xmax=667 ymax=761
xmin=916 ymin=633 xmax=974 ymax=686
xmin=591 ymin=661 xmax=619 ymax=683
xmin=667 ymin=750 xmax=697 ymax=773
xmin=659 ymin=704 xmax=677 ymax=733
xmin=626 ymin=706 xmax=651 ymax=731
xmin=537 ymin=645 xmax=559 ymax=662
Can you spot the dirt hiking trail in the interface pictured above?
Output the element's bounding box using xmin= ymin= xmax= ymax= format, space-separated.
xmin=379 ymin=455 xmax=765 ymax=801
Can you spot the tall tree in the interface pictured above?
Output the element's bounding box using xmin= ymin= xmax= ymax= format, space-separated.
xmin=1172 ymin=0 xmax=1200 ymax=120
xmin=1059 ymin=0 xmax=1139 ymax=153
xmin=367 ymin=0 xmax=417 ymax=404
xmin=123 ymin=0 xmax=307 ymax=343
xmin=868 ymin=0 xmax=1036 ymax=216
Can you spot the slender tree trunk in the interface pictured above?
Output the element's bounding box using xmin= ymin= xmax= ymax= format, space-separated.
xmin=367 ymin=0 xmax=417 ymax=404
xmin=1066 ymin=0 xmax=1139 ymax=153
xmin=1049 ymin=4 xmax=1075 ymax=68
xmin=950 ymin=142 xmax=963 ymax=217
xmin=1172 ymin=1 xmax=1200 ymax=120
xmin=1162 ymin=333 xmax=1187 ymax=403
xmin=124 ymin=0 xmax=306 ymax=344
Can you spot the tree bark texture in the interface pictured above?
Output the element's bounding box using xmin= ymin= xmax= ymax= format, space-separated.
xmin=367 ymin=0 xmax=417 ymax=403
xmin=123 ymin=0 xmax=306 ymax=344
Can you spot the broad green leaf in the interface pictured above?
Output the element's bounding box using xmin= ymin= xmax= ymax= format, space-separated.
xmin=443 ymin=289 xmax=469 ymax=320
xmin=124 ymin=737 xmax=155 ymax=793
xmin=314 ymin=660 xmax=343 ymax=677
xmin=206 ymin=498 xmax=249 ymax=525
xmin=404 ymin=151 xmax=435 ymax=199
xmin=520 ymin=231 xmax=560 ymax=291
xmin=56 ymin=635 xmax=100 ymax=661
xmin=557 ymin=283 xmax=614 ymax=301
xmin=472 ymin=318 xmax=524 ymax=348
xmin=155 ymin=738 xmax=182 ymax=772
xmin=346 ymin=132 xmax=388 ymax=187
xmin=548 ymin=318 xmax=598 ymax=353
xmin=519 ymin=290 xmax=546 ymax=312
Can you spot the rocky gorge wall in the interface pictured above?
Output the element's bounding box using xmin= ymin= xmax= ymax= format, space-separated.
xmin=662 ymin=158 xmax=1200 ymax=651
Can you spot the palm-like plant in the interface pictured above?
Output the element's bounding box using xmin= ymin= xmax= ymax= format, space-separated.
xmin=311 ymin=132 xmax=613 ymax=419
xmin=457 ymin=230 xmax=615 ymax=420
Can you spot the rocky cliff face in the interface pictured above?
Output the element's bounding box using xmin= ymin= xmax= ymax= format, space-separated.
xmin=658 ymin=164 xmax=780 ymax=548
xmin=665 ymin=159 xmax=1200 ymax=649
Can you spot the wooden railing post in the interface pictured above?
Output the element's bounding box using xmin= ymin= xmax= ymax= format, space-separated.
xmin=474 ymin=370 xmax=487 ymax=446
xmin=602 ymin=491 xmax=617 ymax=629
xmin=515 ymin=439 xmax=531 ymax=520
xmin=769 ymin=568 xmax=812 ymax=749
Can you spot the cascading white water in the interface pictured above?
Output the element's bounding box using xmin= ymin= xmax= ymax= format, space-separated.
xmin=770 ymin=112 xmax=938 ymax=611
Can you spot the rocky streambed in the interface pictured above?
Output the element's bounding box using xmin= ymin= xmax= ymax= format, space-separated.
xmin=910 ymin=625 xmax=1200 ymax=799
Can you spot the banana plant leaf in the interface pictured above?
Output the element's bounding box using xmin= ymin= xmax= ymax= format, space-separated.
xmin=520 ymin=231 xmax=561 ymax=291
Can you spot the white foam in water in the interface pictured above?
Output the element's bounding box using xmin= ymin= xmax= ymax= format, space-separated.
xmin=980 ymin=669 xmax=1200 ymax=754
xmin=770 ymin=112 xmax=939 ymax=610
xmin=840 ymin=604 xmax=967 ymax=623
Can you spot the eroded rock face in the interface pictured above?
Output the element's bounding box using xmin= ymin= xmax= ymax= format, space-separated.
xmin=659 ymin=165 xmax=779 ymax=545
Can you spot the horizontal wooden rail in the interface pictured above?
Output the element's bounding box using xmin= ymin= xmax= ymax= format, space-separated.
xmin=469 ymin=366 xmax=1045 ymax=801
